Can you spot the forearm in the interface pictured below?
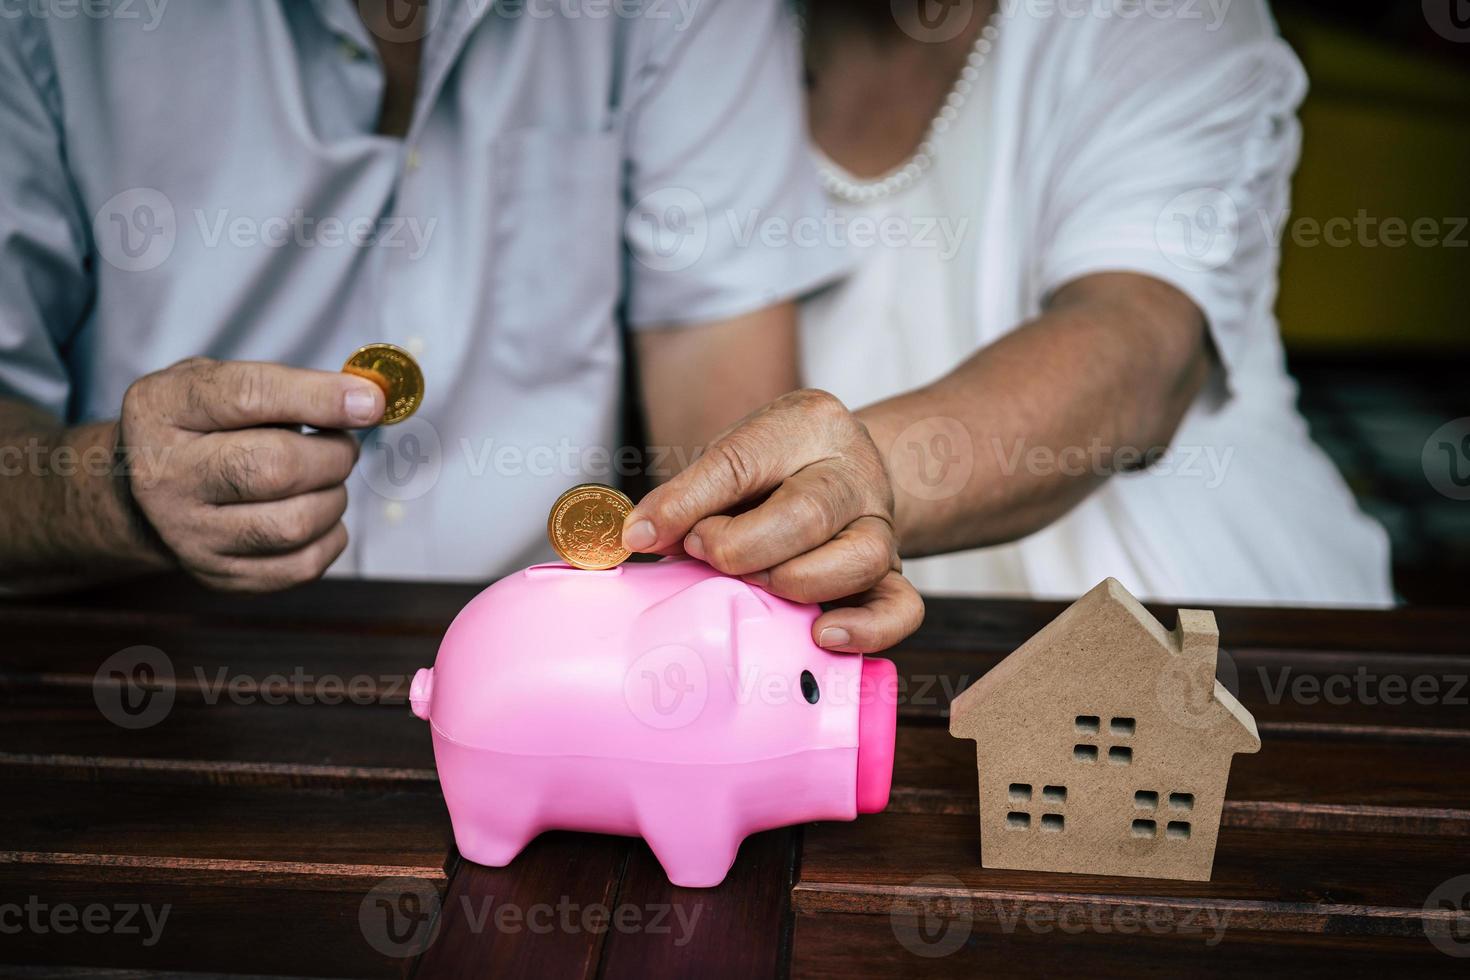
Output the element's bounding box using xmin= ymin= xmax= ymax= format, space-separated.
xmin=635 ymin=303 xmax=801 ymax=481
xmin=859 ymin=274 xmax=1210 ymax=558
xmin=0 ymin=399 xmax=171 ymax=590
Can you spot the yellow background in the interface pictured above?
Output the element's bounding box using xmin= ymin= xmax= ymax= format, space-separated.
xmin=1274 ymin=12 xmax=1470 ymax=352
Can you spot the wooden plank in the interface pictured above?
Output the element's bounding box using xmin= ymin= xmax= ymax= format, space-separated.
xmin=887 ymin=725 xmax=1470 ymax=834
xmin=2 ymin=581 xmax=1465 ymax=978
xmin=596 ymin=830 xmax=797 ymax=980
xmin=0 ymin=699 xmax=435 ymax=789
xmin=413 ymin=830 xmax=796 ymax=978
xmin=0 ymin=574 xmax=478 ymax=636
xmin=4 ymin=969 xmax=328 ymax=979
xmin=790 ymin=910 xmax=1463 ymax=979
xmin=883 ymin=643 xmax=1470 ymax=743
xmin=0 ymin=777 xmax=453 ymax=977
xmin=0 ymin=873 xmax=427 ymax=978
xmin=794 ymin=811 xmax=1466 ymax=941
xmin=912 ymin=596 xmax=1469 ymax=655
xmin=0 ymin=777 xmax=451 ymax=880
xmin=5 ymin=576 xmax=1463 ymax=654
xmin=411 ymin=834 xmax=629 ymax=979
xmin=0 ymin=619 xmax=435 ymax=704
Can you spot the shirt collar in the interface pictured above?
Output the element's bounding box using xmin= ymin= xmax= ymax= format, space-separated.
xmin=306 ymin=0 xmax=497 ymax=142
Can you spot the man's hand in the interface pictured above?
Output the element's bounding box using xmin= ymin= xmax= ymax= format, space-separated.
xmin=620 ymin=389 xmax=924 ymax=653
xmin=118 ymin=357 xmax=385 ymax=591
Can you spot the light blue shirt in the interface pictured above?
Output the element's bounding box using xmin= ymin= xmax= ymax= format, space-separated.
xmin=0 ymin=0 xmax=847 ymax=579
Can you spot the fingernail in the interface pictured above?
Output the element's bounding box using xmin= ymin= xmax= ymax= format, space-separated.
xmin=743 ymin=571 xmax=770 ymax=589
xmin=345 ymin=385 xmax=381 ymax=426
xmin=818 ymin=627 xmax=851 ymax=649
xmin=683 ymin=532 xmax=705 ymax=560
xmin=623 ymin=518 xmax=656 ymax=551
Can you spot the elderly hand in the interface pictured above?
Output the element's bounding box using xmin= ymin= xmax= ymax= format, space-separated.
xmin=621 ymin=389 xmax=923 ymax=652
xmin=118 ymin=357 xmax=385 ymax=591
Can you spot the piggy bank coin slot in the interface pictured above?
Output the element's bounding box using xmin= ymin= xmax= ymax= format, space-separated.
xmin=800 ymin=669 xmax=820 ymax=704
xmin=524 ymin=563 xmax=624 ymax=578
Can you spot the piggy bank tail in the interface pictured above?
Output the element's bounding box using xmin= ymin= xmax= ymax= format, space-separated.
xmin=410 ymin=668 xmax=433 ymax=720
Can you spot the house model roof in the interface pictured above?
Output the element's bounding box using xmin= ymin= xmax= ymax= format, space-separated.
xmin=949 ymin=578 xmax=1259 ymax=752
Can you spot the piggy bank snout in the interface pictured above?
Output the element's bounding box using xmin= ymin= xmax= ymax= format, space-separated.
xmin=856 ymin=657 xmax=898 ymax=814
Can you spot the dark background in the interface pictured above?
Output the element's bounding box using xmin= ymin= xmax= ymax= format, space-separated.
xmin=1230 ymin=1 xmax=1466 ymax=603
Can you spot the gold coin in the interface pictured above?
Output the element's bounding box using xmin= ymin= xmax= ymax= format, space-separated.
xmin=547 ymin=483 xmax=635 ymax=570
xmin=341 ymin=343 xmax=424 ymax=425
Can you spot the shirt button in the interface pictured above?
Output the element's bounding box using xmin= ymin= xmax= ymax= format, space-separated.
xmin=383 ymin=501 xmax=406 ymax=524
xmin=406 ymin=336 xmax=426 ymax=356
xmin=405 ymin=148 xmax=422 ymax=172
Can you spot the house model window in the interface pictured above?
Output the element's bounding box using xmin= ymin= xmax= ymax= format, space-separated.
xmin=1003 ymin=782 xmax=1068 ymax=835
xmin=948 ymin=578 xmax=1260 ymax=882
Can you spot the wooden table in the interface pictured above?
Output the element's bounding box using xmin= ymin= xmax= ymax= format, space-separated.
xmin=3 ymin=577 xmax=1468 ymax=977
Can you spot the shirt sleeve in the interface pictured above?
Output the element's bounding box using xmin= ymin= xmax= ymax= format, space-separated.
xmin=1033 ymin=2 xmax=1307 ymax=397
xmin=0 ymin=17 xmax=91 ymax=419
xmin=620 ymin=0 xmax=850 ymax=329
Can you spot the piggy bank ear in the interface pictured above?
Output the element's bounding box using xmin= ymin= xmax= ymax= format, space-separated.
xmin=631 ymin=577 xmax=771 ymax=673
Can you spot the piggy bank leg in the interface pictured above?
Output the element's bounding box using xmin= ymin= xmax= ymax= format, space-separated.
xmin=454 ymin=823 xmax=535 ymax=869
xmin=437 ymin=750 xmax=540 ymax=868
xmin=640 ymin=821 xmax=742 ymax=888
xmin=645 ymin=833 xmax=741 ymax=888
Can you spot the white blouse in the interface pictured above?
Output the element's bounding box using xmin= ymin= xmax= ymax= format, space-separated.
xmin=799 ymin=0 xmax=1392 ymax=606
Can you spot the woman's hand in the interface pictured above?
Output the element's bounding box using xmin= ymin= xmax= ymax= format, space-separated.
xmin=621 ymin=389 xmax=924 ymax=653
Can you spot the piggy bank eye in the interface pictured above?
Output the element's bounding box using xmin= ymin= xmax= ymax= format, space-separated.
xmin=800 ymin=670 xmax=819 ymax=704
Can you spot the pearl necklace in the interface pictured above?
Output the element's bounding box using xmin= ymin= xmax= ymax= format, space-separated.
xmin=812 ymin=11 xmax=1001 ymax=205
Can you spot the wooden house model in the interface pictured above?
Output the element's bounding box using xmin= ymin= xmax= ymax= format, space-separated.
xmin=948 ymin=578 xmax=1260 ymax=881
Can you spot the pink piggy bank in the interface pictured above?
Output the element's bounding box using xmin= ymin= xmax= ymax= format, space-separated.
xmin=410 ymin=558 xmax=898 ymax=887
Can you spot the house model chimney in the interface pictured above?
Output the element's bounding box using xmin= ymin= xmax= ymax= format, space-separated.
xmin=1175 ymin=607 xmax=1218 ymax=661
xmin=1172 ymin=608 xmax=1221 ymax=697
